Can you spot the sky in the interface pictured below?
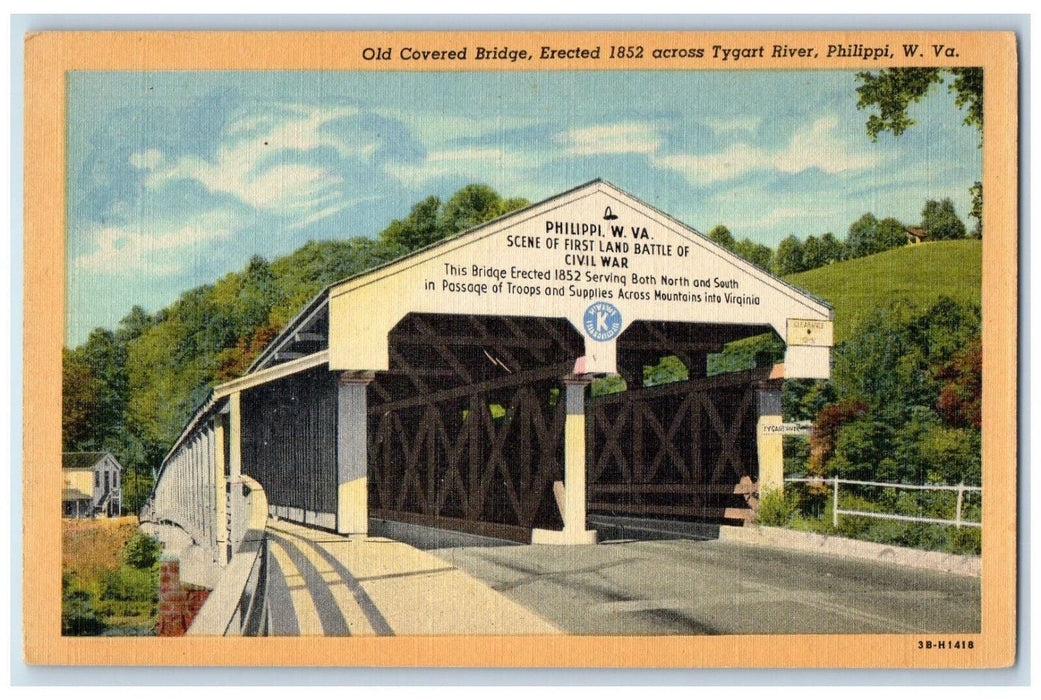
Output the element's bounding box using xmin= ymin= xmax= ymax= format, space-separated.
xmin=65 ymin=69 xmax=982 ymax=347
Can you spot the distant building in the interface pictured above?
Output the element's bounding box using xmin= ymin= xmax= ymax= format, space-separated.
xmin=906 ymin=227 xmax=929 ymax=245
xmin=62 ymin=452 xmax=123 ymax=518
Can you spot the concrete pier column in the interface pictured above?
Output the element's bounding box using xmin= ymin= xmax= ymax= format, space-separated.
xmin=228 ymin=392 xmax=242 ymax=482
xmin=337 ymin=371 xmax=374 ymax=537
xmin=213 ymin=413 xmax=229 ymax=565
xmin=532 ymin=374 xmax=598 ymax=545
xmin=227 ymin=392 xmax=243 ymax=553
xmin=756 ymin=372 xmax=785 ymax=496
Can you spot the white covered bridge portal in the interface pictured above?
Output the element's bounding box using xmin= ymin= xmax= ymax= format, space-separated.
xmin=144 ymin=180 xmax=832 ymax=568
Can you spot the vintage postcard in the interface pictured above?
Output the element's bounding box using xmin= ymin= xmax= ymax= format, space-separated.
xmin=23 ymin=29 xmax=1017 ymax=668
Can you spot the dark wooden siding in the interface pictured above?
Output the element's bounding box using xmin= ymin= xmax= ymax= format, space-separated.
xmin=241 ymin=366 xmax=338 ymax=515
xmin=587 ymin=367 xmax=770 ymax=524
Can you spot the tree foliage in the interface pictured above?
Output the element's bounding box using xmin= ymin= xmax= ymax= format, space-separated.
xmin=379 ymin=185 xmax=529 ymax=252
xmin=801 ymin=233 xmax=843 ymax=270
xmin=814 ymin=297 xmax=981 ymax=486
xmin=856 ymin=67 xmax=983 ymax=237
xmin=921 ymin=198 xmax=968 ymax=240
xmin=856 ymin=67 xmax=982 ymax=142
xmin=843 ymin=213 xmax=907 ymax=260
xmin=773 ymin=235 xmax=806 ymax=275
xmin=733 ymin=238 xmax=773 ymax=269
xmin=62 ymin=184 xmax=526 ymax=511
xmin=62 ymin=348 xmax=100 ymax=450
xmin=707 ymin=224 xmax=736 ymax=250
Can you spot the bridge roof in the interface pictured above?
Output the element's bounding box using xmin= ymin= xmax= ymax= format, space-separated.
xmin=248 ymin=179 xmax=831 ymax=377
xmin=161 ymin=180 xmax=834 ymax=471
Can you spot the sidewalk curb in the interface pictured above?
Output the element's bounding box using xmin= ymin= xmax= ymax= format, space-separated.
xmin=718 ymin=524 xmax=981 ymax=577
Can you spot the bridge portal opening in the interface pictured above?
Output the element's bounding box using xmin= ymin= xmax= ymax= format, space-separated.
xmin=148 ymin=180 xmax=831 ymax=556
xmin=368 ymin=313 xmax=584 ymax=542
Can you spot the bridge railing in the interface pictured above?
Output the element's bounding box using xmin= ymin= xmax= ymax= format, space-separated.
xmin=187 ymin=474 xmax=269 ymax=636
xmin=142 ymin=409 xmax=222 ymax=557
xmin=784 ymin=477 xmax=982 ymax=529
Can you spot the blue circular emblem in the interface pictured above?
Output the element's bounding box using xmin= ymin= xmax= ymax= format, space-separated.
xmin=583 ymin=302 xmax=622 ymax=342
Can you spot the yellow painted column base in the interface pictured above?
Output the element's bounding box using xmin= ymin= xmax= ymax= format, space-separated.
xmin=757 ymin=415 xmax=785 ymax=495
xmin=337 ymin=477 xmax=368 ymax=537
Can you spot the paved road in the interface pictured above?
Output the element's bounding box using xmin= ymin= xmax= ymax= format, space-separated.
xmin=262 ymin=519 xmax=980 ymax=636
xmin=263 ymin=519 xmax=558 ymax=636
xmin=429 ymin=537 xmax=981 ymax=635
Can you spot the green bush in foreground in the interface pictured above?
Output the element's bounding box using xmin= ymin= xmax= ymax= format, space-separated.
xmin=62 ymin=573 xmax=106 ymax=636
xmin=756 ymin=489 xmax=799 ymax=527
xmin=123 ymin=532 xmax=161 ymax=569
xmin=63 ymin=531 xmax=161 ymax=635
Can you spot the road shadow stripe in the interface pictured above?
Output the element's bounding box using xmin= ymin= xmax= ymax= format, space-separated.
xmin=305 ymin=541 xmax=395 ymax=636
xmin=265 ymin=550 xmax=300 ymax=636
xmin=267 ymin=533 xmax=350 ymax=636
xmin=268 ymin=522 xmax=395 ymax=636
xmin=354 ymin=566 xmax=456 ymax=583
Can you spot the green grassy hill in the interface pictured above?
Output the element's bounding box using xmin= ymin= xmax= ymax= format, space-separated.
xmin=784 ymin=240 xmax=982 ymax=343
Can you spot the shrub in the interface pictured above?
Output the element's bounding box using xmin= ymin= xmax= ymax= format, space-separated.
xmin=101 ymin=565 xmax=157 ymax=603
xmin=757 ymin=488 xmax=798 ymax=527
xmin=948 ymin=527 xmax=982 ymax=555
xmin=62 ymin=574 xmax=106 ymax=636
xmin=123 ymin=532 xmax=161 ymax=569
xmin=808 ymin=399 xmax=867 ymax=477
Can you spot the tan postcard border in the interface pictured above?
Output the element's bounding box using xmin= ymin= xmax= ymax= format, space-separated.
xmin=23 ymin=30 xmax=1018 ymax=668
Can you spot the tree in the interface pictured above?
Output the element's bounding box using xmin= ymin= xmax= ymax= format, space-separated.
xmin=707 ymin=224 xmax=736 ymax=251
xmin=379 ymin=195 xmax=444 ymax=252
xmin=843 ymin=213 xmax=881 ymax=260
xmin=801 ymin=233 xmax=843 ymax=270
xmin=843 ymin=213 xmax=906 ymax=260
xmin=856 ymin=67 xmax=983 ymax=237
xmin=773 ymin=235 xmax=806 ymax=275
xmin=934 ymin=336 xmax=982 ymax=429
xmin=920 ymin=198 xmax=967 ymax=240
xmin=808 ymin=399 xmax=868 ymax=478
xmin=379 ymin=185 xmax=530 ymax=253
xmin=62 ymin=348 xmax=101 ymax=450
xmin=968 ymin=182 xmax=983 ymax=238
xmin=856 ymin=67 xmax=982 ymax=142
xmin=441 ymin=183 xmax=528 ymax=235
xmin=876 ymin=217 xmax=908 ymax=250
xmin=733 ymin=238 xmax=773 ymax=269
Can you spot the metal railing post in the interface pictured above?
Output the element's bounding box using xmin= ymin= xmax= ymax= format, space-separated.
xmin=955 ymin=483 xmax=965 ymax=528
xmin=832 ymin=477 xmax=839 ymax=528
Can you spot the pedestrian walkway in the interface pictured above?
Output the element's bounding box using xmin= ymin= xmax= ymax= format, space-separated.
xmin=263 ymin=519 xmax=560 ymax=636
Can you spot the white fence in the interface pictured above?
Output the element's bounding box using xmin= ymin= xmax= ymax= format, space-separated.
xmin=784 ymin=477 xmax=982 ymax=529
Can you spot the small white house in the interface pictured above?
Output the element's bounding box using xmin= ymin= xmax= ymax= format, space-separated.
xmin=62 ymin=452 xmax=123 ymax=518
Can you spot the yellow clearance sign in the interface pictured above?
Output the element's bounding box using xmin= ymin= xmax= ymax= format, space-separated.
xmin=787 ymin=318 xmax=834 ymax=347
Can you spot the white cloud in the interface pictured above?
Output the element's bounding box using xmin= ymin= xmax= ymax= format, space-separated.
xmin=74 ymin=209 xmax=239 ymax=275
xmin=377 ymin=110 xmax=532 ymax=146
xmin=386 ymin=146 xmax=536 ymax=188
xmin=655 ymin=143 xmax=763 ymax=187
xmin=289 ymin=195 xmax=382 ymax=231
xmin=655 ymin=114 xmax=883 ymax=187
xmin=557 ymin=122 xmax=662 ymax=156
xmin=773 ymin=116 xmax=881 ymax=174
xmin=736 ymin=206 xmax=833 ymax=230
xmin=139 ymin=105 xmax=375 ymax=223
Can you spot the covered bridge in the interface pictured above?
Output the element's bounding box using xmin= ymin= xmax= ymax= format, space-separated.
xmin=143 ymin=180 xmax=832 ymax=568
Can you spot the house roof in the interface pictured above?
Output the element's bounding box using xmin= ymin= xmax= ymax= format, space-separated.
xmin=906 ymin=227 xmax=929 ymax=239
xmin=62 ymin=452 xmax=120 ymax=471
